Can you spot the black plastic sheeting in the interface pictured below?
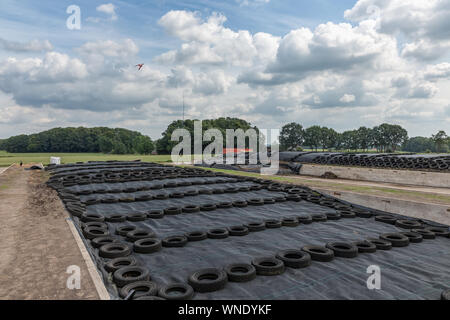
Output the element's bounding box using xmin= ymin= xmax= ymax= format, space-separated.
xmin=46 ymin=161 xmax=450 ymax=300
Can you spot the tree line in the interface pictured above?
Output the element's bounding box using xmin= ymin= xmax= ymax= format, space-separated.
xmin=0 ymin=127 xmax=154 ymax=154
xmin=280 ymin=123 xmax=449 ymax=153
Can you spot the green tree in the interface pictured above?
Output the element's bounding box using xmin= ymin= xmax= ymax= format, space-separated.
xmin=304 ymin=126 xmax=322 ymax=151
xmin=431 ymin=130 xmax=449 ymax=153
xmin=280 ymin=122 xmax=304 ymax=151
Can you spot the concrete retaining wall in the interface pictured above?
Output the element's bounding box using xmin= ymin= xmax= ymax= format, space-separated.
xmin=317 ymin=188 xmax=450 ymax=226
xmin=299 ymin=164 xmax=450 ymax=188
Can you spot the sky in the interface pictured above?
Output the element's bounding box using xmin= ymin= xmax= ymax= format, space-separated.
xmin=0 ymin=0 xmax=449 ymax=140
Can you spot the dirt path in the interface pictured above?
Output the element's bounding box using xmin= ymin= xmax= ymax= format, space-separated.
xmin=0 ymin=165 xmax=100 ymax=300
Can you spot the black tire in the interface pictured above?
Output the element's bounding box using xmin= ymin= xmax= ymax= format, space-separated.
xmin=286 ymin=194 xmax=301 ymax=202
xmin=312 ymin=214 xmax=327 ymax=222
xmin=339 ymin=210 xmax=356 ymax=218
xmin=263 ymin=198 xmax=276 ymax=204
xmin=154 ymin=193 xmax=169 ymax=200
xmin=147 ymin=210 xmax=164 ymax=219
xmin=411 ymin=228 xmax=435 ymax=239
xmin=185 ymin=189 xmax=199 ymax=196
xmin=158 ymin=283 xmax=194 ymax=300
xmin=276 ymin=250 xmax=311 ymax=268
xmin=135 ymin=296 xmax=166 ymax=300
xmin=183 ymin=205 xmax=201 ymax=213
xmin=207 ymin=228 xmax=229 ymax=239
xmin=245 ymin=222 xmax=266 ymax=232
xmin=400 ymin=231 xmax=423 ymax=243
xmin=91 ymin=236 xmax=118 ymax=248
xmin=326 ymin=212 xmax=341 ymax=220
xmin=233 ymin=201 xmax=248 ymax=208
xmin=81 ymin=212 xmax=105 ymax=223
xmin=127 ymin=212 xmax=147 ymax=222
xmin=375 ymin=215 xmax=397 ymax=225
xmin=119 ymin=281 xmax=158 ymax=299
xmin=185 ymin=231 xmax=207 ymax=241
xmin=228 ymin=226 xmax=249 ymax=236
xmin=162 ymin=236 xmax=188 ymax=248
xmin=82 ymin=221 xmax=108 ymax=230
xmin=99 ymin=243 xmax=132 ymax=259
xmin=366 ymin=238 xmax=392 ymax=250
xmin=113 ymin=266 xmax=150 ymax=287
xmin=325 ymin=242 xmax=358 ymax=258
xmin=281 ymin=217 xmax=299 ymax=227
xmin=395 ymin=219 xmax=422 ymax=229
xmin=353 ymin=241 xmax=377 ymax=253
xmin=170 ymin=192 xmax=184 ymax=198
xmin=116 ymin=225 xmax=137 ymax=236
xmin=354 ymin=209 xmax=373 ymax=218
xmin=225 ymin=263 xmax=256 ymax=282
xmin=200 ymin=203 xmax=217 ymax=211
xmin=135 ymin=194 xmax=153 ymax=202
xmin=188 ymin=268 xmax=228 ymax=293
xmin=298 ymin=215 xmax=313 ymax=224
xmin=424 ymin=227 xmax=450 ymax=237
xmin=106 ymin=214 xmax=127 ymax=223
xmin=217 ymin=201 xmax=233 ymax=209
xmin=104 ymin=256 xmax=138 ymax=273
xmin=252 ymin=257 xmax=285 ymax=276
xmin=164 ymin=206 xmax=182 ymax=215
xmin=265 ymin=219 xmax=282 ymax=228
xmin=248 ymin=198 xmax=264 ymax=206
xmin=134 ymin=238 xmax=162 ymax=253
xmin=126 ymin=229 xmax=156 ymax=242
xmin=380 ymin=233 xmax=410 ymax=247
xmin=83 ymin=227 xmax=110 ymax=240
xmin=301 ymin=245 xmax=334 ymax=262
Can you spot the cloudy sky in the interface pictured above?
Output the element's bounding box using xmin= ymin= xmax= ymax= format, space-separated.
xmin=0 ymin=0 xmax=449 ymax=140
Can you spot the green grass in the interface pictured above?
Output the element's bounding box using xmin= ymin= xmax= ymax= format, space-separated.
xmin=0 ymin=151 xmax=172 ymax=167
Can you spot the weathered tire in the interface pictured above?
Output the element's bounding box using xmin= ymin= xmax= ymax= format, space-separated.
xmin=81 ymin=213 xmax=105 ymax=223
xmin=127 ymin=212 xmax=147 ymax=222
xmin=185 ymin=231 xmax=207 ymax=241
xmin=225 ymin=263 xmax=256 ymax=282
xmin=326 ymin=242 xmax=358 ymax=258
xmin=99 ymin=243 xmax=132 ymax=259
xmin=232 ymin=200 xmax=248 ymax=208
xmin=126 ymin=229 xmax=156 ymax=242
xmin=83 ymin=227 xmax=109 ymax=240
xmin=281 ymin=217 xmax=299 ymax=227
xmin=380 ymin=233 xmax=410 ymax=247
xmin=200 ymin=203 xmax=217 ymax=211
xmin=227 ymin=225 xmax=249 ymax=236
xmin=134 ymin=238 xmax=162 ymax=253
xmin=188 ymin=268 xmax=228 ymax=293
xmin=366 ymin=238 xmax=392 ymax=250
xmin=265 ymin=219 xmax=282 ymax=229
xmin=91 ymin=236 xmax=118 ymax=248
xmin=326 ymin=212 xmax=341 ymax=220
xmin=183 ymin=205 xmax=200 ymax=213
xmin=245 ymin=222 xmax=266 ymax=232
xmin=375 ymin=215 xmax=397 ymax=225
xmin=400 ymin=231 xmax=423 ymax=243
xmin=248 ymin=198 xmax=264 ymax=206
xmin=339 ymin=210 xmax=356 ymax=218
xmin=105 ymin=214 xmax=127 ymax=223
xmin=252 ymin=257 xmax=285 ymax=276
xmin=396 ymin=219 xmax=422 ymax=229
xmin=104 ymin=256 xmax=138 ymax=273
xmin=113 ymin=266 xmax=150 ymax=287
xmin=301 ymin=245 xmax=334 ymax=262
xmin=441 ymin=289 xmax=450 ymax=300
xmin=162 ymin=236 xmax=188 ymax=248
xmin=411 ymin=228 xmax=435 ymax=239
xmin=354 ymin=241 xmax=377 ymax=253
xmin=276 ymin=249 xmax=311 ymax=268
xmin=147 ymin=210 xmax=164 ymax=219
xmin=217 ymin=201 xmax=233 ymax=209
xmin=164 ymin=206 xmax=182 ymax=215
xmin=298 ymin=215 xmax=313 ymax=224
xmin=158 ymin=283 xmax=194 ymax=300
xmin=116 ymin=225 xmax=137 ymax=236
xmin=424 ymin=227 xmax=450 ymax=238
xmin=119 ymin=281 xmax=158 ymax=299
xmin=312 ymin=214 xmax=327 ymax=222
xmin=207 ymin=228 xmax=229 ymax=239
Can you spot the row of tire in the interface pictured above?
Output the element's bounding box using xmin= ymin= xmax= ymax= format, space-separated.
xmin=98 ymin=226 xmax=449 ymax=300
xmin=309 ymin=154 xmax=450 ymax=171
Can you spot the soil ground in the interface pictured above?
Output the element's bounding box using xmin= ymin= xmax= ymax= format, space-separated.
xmin=0 ymin=165 xmax=99 ymax=300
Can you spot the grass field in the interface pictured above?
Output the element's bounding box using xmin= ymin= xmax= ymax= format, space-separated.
xmin=0 ymin=151 xmax=172 ymax=167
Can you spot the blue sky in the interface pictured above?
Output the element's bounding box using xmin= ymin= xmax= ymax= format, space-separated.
xmin=0 ymin=0 xmax=449 ymax=139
